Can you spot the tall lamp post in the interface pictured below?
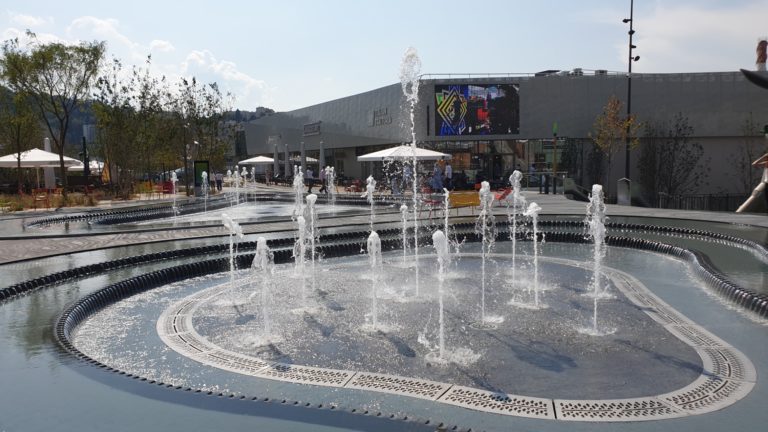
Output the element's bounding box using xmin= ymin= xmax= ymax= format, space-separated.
xmin=623 ymin=0 xmax=639 ymax=181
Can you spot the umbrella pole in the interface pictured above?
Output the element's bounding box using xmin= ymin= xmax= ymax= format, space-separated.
xmin=36 ymin=168 xmax=40 ymax=189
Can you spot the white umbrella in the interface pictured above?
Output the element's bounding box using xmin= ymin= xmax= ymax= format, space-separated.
xmin=238 ymin=155 xmax=275 ymax=165
xmin=0 ymin=148 xmax=81 ymax=168
xmin=0 ymin=148 xmax=82 ymax=188
xmin=357 ymin=145 xmax=451 ymax=162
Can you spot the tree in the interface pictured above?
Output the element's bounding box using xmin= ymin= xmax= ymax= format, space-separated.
xmin=0 ymin=87 xmax=42 ymax=193
xmin=589 ymin=96 xmax=640 ymax=193
xmin=728 ymin=113 xmax=767 ymax=194
xmin=638 ymin=113 xmax=707 ymax=198
xmin=0 ymin=31 xmax=105 ymax=198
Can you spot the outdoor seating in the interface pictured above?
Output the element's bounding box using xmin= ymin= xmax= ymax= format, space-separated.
xmin=32 ymin=188 xmax=49 ymax=209
xmin=494 ymin=187 xmax=512 ymax=206
xmin=448 ymin=191 xmax=480 ymax=215
xmin=345 ymin=179 xmax=363 ymax=193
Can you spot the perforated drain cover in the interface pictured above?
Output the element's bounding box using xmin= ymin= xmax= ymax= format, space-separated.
xmin=157 ymin=257 xmax=756 ymax=422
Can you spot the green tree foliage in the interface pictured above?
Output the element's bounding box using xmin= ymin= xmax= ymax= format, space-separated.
xmin=0 ymin=87 xmax=43 ymax=193
xmin=638 ymin=112 xmax=707 ymax=198
xmin=589 ymin=96 xmax=640 ymax=192
xmin=0 ymin=31 xmax=105 ymax=197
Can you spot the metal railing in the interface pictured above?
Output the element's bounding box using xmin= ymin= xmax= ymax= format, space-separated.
xmin=655 ymin=193 xmax=750 ymax=212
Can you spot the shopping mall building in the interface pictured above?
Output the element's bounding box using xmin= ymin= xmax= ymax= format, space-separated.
xmin=243 ymin=70 xmax=768 ymax=198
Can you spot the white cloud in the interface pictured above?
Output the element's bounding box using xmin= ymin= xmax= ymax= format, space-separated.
xmin=8 ymin=12 xmax=52 ymax=28
xmin=181 ymin=49 xmax=273 ymax=108
xmin=627 ymin=2 xmax=768 ymax=72
xmin=149 ymin=39 xmax=174 ymax=53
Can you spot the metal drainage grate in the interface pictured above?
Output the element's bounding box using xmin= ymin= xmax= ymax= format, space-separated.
xmin=438 ymin=386 xmax=554 ymax=419
xmin=257 ymin=363 xmax=355 ymax=387
xmin=555 ymin=399 xmax=679 ymax=421
xmin=346 ymin=372 xmax=451 ymax=400
xmin=152 ymin=259 xmax=757 ymax=423
xmin=661 ymin=375 xmax=755 ymax=415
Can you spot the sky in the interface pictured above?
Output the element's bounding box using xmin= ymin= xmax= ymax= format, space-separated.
xmin=2 ymin=0 xmax=766 ymax=112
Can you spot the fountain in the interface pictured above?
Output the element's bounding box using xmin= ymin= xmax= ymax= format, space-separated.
xmin=585 ymin=184 xmax=611 ymax=334
xmin=221 ymin=212 xmax=244 ymax=293
xmin=306 ymin=194 xmax=318 ymax=292
xmin=250 ymin=236 xmax=277 ymax=344
xmin=400 ymin=46 xmax=422 ymax=296
xmin=233 ymin=165 xmax=241 ymax=205
xmin=292 ymin=165 xmax=305 ymax=220
xmin=201 ymin=171 xmax=209 ymax=212
xmin=523 ymin=201 xmax=543 ymax=308
xmin=170 ymin=171 xmax=179 ymax=218
xmin=474 ymin=181 xmax=497 ymax=325
xmin=326 ymin=166 xmax=337 ymax=208
xmin=432 ymin=230 xmax=448 ymax=360
xmin=362 ymin=175 xmax=376 ymax=230
xmin=293 ymin=215 xmax=308 ymax=304
xmin=400 ymin=203 xmax=409 ymax=263
xmin=507 ymin=170 xmax=527 ymax=290
xmin=366 ymin=231 xmax=382 ymax=330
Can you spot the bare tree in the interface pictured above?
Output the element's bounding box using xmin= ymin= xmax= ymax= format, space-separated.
xmin=729 ymin=113 xmax=767 ymax=194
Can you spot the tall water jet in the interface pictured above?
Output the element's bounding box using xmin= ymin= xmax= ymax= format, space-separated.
xmin=292 ymin=165 xmax=305 ymax=220
xmin=586 ymin=184 xmax=608 ymax=332
xmin=400 ymin=204 xmax=409 ymax=264
xmin=222 ymin=213 xmax=244 ymax=295
xmin=170 ymin=171 xmax=179 ymax=218
xmin=443 ymin=188 xmax=451 ymax=254
xmin=508 ymin=170 xmax=527 ymax=289
xmin=474 ymin=181 xmax=497 ymax=325
xmin=523 ymin=202 xmax=542 ymax=307
xmin=201 ymin=171 xmax=209 ymax=212
xmin=400 ymin=46 xmax=422 ymax=296
xmin=233 ymin=165 xmax=241 ymax=205
xmin=432 ymin=230 xmax=449 ymax=360
xmin=362 ymin=175 xmax=376 ymax=231
xmin=306 ymin=194 xmax=318 ymax=292
xmin=241 ymin=166 xmax=249 ymax=200
xmin=251 ymin=237 xmax=275 ymax=342
xmin=325 ymin=166 xmax=337 ymax=208
xmin=366 ymin=231 xmax=382 ymax=330
xmin=293 ymin=215 xmax=308 ymax=304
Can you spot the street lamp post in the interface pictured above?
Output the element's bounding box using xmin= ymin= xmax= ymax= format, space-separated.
xmin=623 ymin=0 xmax=639 ymax=181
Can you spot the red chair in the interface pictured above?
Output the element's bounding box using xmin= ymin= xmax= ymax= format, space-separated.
xmin=494 ymin=187 xmax=512 ymax=206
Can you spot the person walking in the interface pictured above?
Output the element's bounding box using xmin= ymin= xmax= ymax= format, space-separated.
xmin=318 ymin=166 xmax=328 ymax=194
xmin=306 ymin=167 xmax=314 ymax=193
xmin=444 ymin=162 xmax=453 ymax=190
xmin=215 ymin=171 xmax=223 ymax=192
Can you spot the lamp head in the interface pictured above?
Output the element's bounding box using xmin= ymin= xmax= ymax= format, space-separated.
xmin=622 ymin=18 xmax=632 ymax=23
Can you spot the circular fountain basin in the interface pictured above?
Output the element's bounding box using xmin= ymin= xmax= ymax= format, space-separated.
xmin=70 ymin=243 xmax=756 ymax=422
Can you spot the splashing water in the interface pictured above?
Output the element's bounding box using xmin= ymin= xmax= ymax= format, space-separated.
xmin=523 ymin=202 xmax=543 ymax=308
xmin=325 ymin=166 xmax=337 ymax=208
xmin=367 ymin=231 xmax=382 ymax=330
xmin=294 ymin=215 xmax=307 ymax=304
xmin=170 ymin=171 xmax=179 ymax=218
xmin=508 ymin=170 xmax=527 ymax=289
xmin=432 ymin=230 xmax=449 ymax=359
xmin=250 ymin=237 xmax=275 ymax=342
xmin=306 ymin=194 xmax=318 ymax=292
xmin=400 ymin=204 xmax=409 ymax=263
xmin=222 ymin=212 xmax=244 ymax=295
xmin=400 ymin=46 xmax=422 ymax=297
xmin=586 ymin=184 xmax=608 ymax=332
xmin=292 ymin=166 xmax=305 ymax=220
xmin=362 ymin=175 xmax=376 ymax=231
xmin=475 ymin=181 xmax=497 ymax=324
xmin=201 ymin=171 xmax=209 ymax=212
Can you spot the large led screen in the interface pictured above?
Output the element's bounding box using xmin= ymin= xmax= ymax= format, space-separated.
xmin=434 ymin=84 xmax=519 ymax=136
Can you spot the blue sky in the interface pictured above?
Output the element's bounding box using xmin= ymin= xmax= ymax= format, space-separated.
xmin=2 ymin=0 xmax=766 ymax=111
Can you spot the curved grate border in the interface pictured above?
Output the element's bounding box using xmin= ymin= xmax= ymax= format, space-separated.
xmin=155 ymin=256 xmax=756 ymax=422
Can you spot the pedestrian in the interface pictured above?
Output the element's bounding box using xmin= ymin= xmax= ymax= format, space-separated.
xmin=444 ymin=161 xmax=453 ymax=190
xmin=402 ymin=164 xmax=413 ymax=192
xmin=306 ymin=167 xmax=314 ymax=193
xmin=318 ymin=166 xmax=328 ymax=194
xmin=215 ymin=171 xmax=223 ymax=192
xmin=430 ymin=163 xmax=443 ymax=191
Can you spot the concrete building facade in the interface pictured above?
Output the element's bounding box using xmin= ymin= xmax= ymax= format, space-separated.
xmin=244 ymin=71 xmax=768 ymax=197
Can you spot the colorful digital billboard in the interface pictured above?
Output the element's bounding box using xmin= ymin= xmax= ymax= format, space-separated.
xmin=434 ymin=84 xmax=520 ymax=136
